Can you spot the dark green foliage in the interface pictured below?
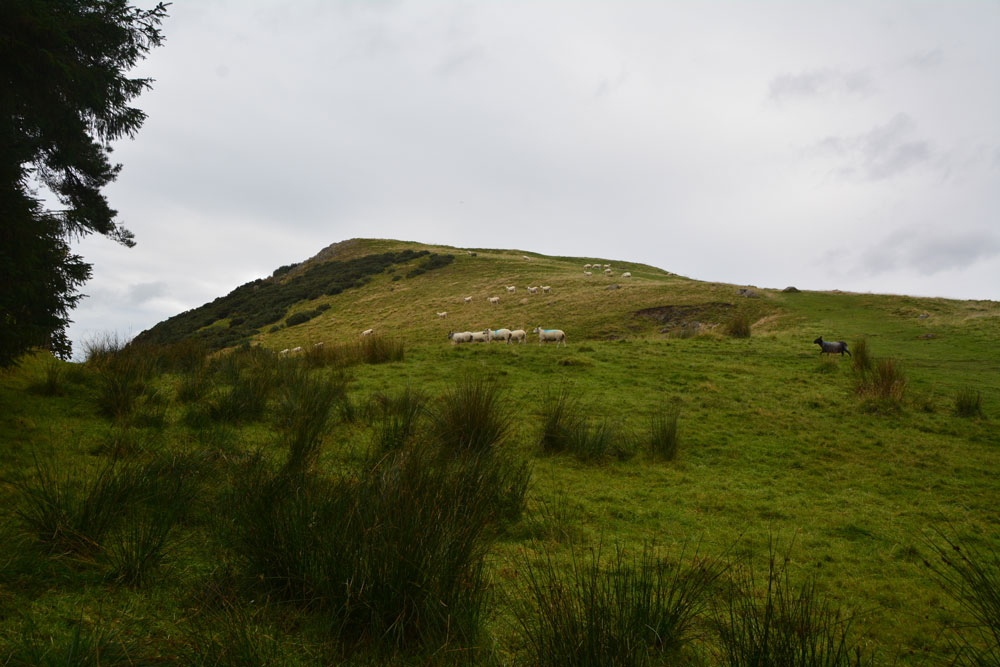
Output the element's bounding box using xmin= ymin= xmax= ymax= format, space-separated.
xmin=925 ymin=530 xmax=1000 ymax=665
xmin=405 ymin=253 xmax=455 ymax=278
xmin=855 ymin=358 xmax=906 ymax=411
xmin=133 ymin=250 xmax=444 ymax=351
xmin=183 ymin=601 xmax=285 ymax=667
xmin=85 ymin=335 xmax=154 ymax=421
xmin=647 ymin=410 xmax=680 ymax=461
xmin=0 ymin=0 xmax=168 ymax=366
xmin=26 ymin=357 xmax=66 ymax=396
xmin=176 ymin=366 xmax=210 ymax=404
xmin=954 ymin=387 xmax=983 ymax=418
xmin=430 ymin=376 xmax=512 ymax=454
xmin=316 ymin=303 xmax=331 ymax=312
xmin=357 ymin=335 xmax=405 ymax=364
xmin=715 ymin=546 xmax=871 ymax=666
xmin=285 ymin=309 xmax=321 ymax=327
xmin=537 ymin=391 xmax=635 ymax=462
xmin=368 ymin=387 xmax=428 ymax=456
xmin=726 ymin=313 xmax=752 ymax=338
xmin=5 ymin=617 xmax=139 ymax=667
xmin=512 ymin=544 xmax=725 ymax=666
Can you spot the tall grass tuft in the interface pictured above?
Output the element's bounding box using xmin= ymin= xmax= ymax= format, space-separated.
xmin=925 ymin=529 xmax=1000 ymax=665
xmin=715 ymin=546 xmax=871 ymax=666
xmin=358 ymin=334 xmax=405 ymax=364
xmin=177 ymin=365 xmax=211 ymax=403
xmin=647 ymin=410 xmax=680 ymax=461
xmin=537 ymin=389 xmax=586 ymax=455
xmin=86 ymin=335 xmax=154 ymax=421
xmin=274 ymin=370 xmax=346 ymax=475
xmin=368 ymin=387 xmax=427 ymax=455
xmin=512 ymin=543 xmax=725 ymax=666
xmin=569 ymin=419 xmax=636 ymax=462
xmin=851 ymin=337 xmax=873 ymax=373
xmin=27 ymin=357 xmax=66 ymax=396
xmin=430 ymin=376 xmax=511 ymax=454
xmin=855 ymin=358 xmax=906 ymax=411
xmin=209 ymin=366 xmax=276 ymax=424
xmin=183 ymin=601 xmax=284 ymax=666
xmin=954 ymin=387 xmax=983 ymax=418
xmin=726 ymin=313 xmax=752 ymax=339
xmin=229 ymin=443 xmax=504 ymax=653
xmin=6 ymin=617 xmax=138 ymax=666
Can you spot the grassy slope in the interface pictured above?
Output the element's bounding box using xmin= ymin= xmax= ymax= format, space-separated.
xmin=2 ymin=237 xmax=998 ymax=663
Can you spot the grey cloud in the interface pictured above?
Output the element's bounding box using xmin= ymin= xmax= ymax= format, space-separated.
xmin=904 ymin=49 xmax=943 ymax=70
xmin=768 ymin=68 xmax=873 ymax=101
xmin=814 ymin=113 xmax=933 ymax=181
xmin=856 ymin=227 xmax=1000 ymax=276
xmin=126 ymin=281 xmax=169 ymax=305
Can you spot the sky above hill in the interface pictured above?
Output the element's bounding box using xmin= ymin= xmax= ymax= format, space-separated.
xmin=67 ymin=0 xmax=1000 ymax=355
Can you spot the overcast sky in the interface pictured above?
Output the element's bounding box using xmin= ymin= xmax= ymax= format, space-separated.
xmin=67 ymin=0 xmax=1000 ymax=355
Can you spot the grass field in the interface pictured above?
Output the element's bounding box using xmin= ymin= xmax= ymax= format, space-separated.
xmin=1 ymin=238 xmax=998 ymax=664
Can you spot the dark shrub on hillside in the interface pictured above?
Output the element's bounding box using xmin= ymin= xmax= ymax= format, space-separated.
xmin=726 ymin=313 xmax=751 ymax=338
xmin=316 ymin=303 xmax=331 ymax=312
xmin=285 ymin=309 xmax=321 ymax=327
xmin=954 ymin=388 xmax=983 ymax=418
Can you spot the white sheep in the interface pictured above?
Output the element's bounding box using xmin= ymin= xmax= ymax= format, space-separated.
xmin=437 ymin=311 xmax=448 ymax=318
xmin=584 ymin=271 xmax=593 ymax=277
xmin=532 ymin=327 xmax=566 ymax=346
xmin=509 ymin=329 xmax=527 ymax=344
xmin=584 ymin=263 xmax=592 ymax=269
xmin=522 ymin=255 xmax=531 ymax=261
xmin=604 ymin=268 xmax=612 ymax=275
xmin=527 ymin=286 xmax=539 ymax=294
xmin=448 ymin=331 xmax=473 ymax=344
xmin=487 ymin=328 xmax=513 ymax=343
xmin=541 ymin=286 xmax=551 ymax=293
xmin=621 ymin=272 xmax=631 ymax=278
xmin=361 ymin=328 xmax=374 ymax=337
xmin=290 ymin=346 xmax=304 ymax=356
xmin=463 ymin=296 xmax=473 ymax=304
xmin=278 ymin=348 xmax=290 ymax=357
xmin=487 ymin=296 xmax=500 ymax=305
xmin=603 ymin=264 xmax=610 ymax=269
xmin=506 ymin=285 xmax=516 ymax=293
xmin=469 ymin=330 xmax=490 ymax=343
xmin=313 ymin=342 xmax=325 ymax=349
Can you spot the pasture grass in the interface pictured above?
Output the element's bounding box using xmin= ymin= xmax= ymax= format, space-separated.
xmin=1 ymin=239 xmax=998 ymax=664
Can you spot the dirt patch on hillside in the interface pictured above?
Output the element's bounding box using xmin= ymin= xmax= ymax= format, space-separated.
xmin=632 ymin=302 xmax=733 ymax=327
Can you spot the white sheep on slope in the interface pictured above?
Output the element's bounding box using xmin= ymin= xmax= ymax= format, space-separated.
xmin=361 ymin=328 xmax=374 ymax=337
xmin=448 ymin=331 xmax=473 ymax=344
xmin=621 ymin=272 xmax=631 ymax=278
xmin=532 ymin=327 xmax=566 ymax=346
xmin=487 ymin=296 xmax=500 ymax=305
xmin=509 ymin=329 xmax=527 ymax=344
xmin=437 ymin=311 xmax=448 ymax=318
xmin=487 ymin=328 xmax=513 ymax=343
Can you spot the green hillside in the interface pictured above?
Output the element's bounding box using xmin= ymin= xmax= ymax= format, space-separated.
xmin=2 ymin=238 xmax=998 ymax=664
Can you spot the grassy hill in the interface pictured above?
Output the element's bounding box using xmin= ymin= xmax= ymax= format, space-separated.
xmin=1 ymin=238 xmax=998 ymax=664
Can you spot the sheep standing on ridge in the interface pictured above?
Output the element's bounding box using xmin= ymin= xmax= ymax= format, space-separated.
xmin=532 ymin=327 xmax=566 ymax=346
xmin=814 ymin=337 xmax=851 ymax=356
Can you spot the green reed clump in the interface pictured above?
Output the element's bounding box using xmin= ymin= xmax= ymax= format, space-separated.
xmin=367 ymin=386 xmax=427 ymax=455
xmin=925 ymin=529 xmax=1000 ymax=665
xmin=274 ymin=370 xmax=346 ymax=475
xmin=647 ymin=410 xmax=680 ymax=461
xmin=715 ymin=546 xmax=871 ymax=666
xmin=537 ymin=389 xmax=586 ymax=455
xmin=726 ymin=313 xmax=752 ymax=339
xmin=512 ymin=543 xmax=725 ymax=666
xmin=27 ymin=357 xmax=66 ymax=396
xmin=851 ymin=337 xmax=873 ymax=373
xmin=855 ymin=358 xmax=906 ymax=412
xmin=430 ymin=376 xmax=511 ymax=454
xmin=954 ymin=387 xmax=983 ymax=418
xmin=5 ymin=617 xmax=139 ymax=667
xmin=357 ymin=334 xmax=405 ymax=364
xmin=86 ymin=336 xmax=154 ymax=421
xmin=182 ymin=600 xmax=285 ymax=667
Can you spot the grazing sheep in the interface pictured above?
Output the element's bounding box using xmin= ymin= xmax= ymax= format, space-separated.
xmin=463 ymin=296 xmax=473 ymax=304
xmin=506 ymin=285 xmax=516 ymax=293
xmin=487 ymin=328 xmax=513 ymax=343
xmin=361 ymin=328 xmax=374 ymax=337
xmin=487 ymin=296 xmax=500 ymax=305
xmin=527 ymin=286 xmax=539 ymax=294
xmin=469 ymin=331 xmax=490 ymax=343
xmin=584 ymin=271 xmax=593 ymax=277
xmin=313 ymin=342 xmax=324 ymax=349
xmin=522 ymin=255 xmax=531 ymax=261
xmin=290 ymin=346 xmax=304 ymax=356
xmin=541 ymin=286 xmax=551 ymax=293
xmin=604 ymin=268 xmax=612 ymax=275
xmin=814 ymin=337 xmax=851 ymax=357
xmin=448 ymin=331 xmax=473 ymax=344
xmin=278 ymin=348 xmax=290 ymax=357
xmin=437 ymin=311 xmax=448 ymax=318
xmin=621 ymin=272 xmax=631 ymax=278
xmin=532 ymin=327 xmax=567 ymax=346
xmin=509 ymin=329 xmax=527 ymax=343
xmin=603 ymin=264 xmax=610 ymax=269
xmin=584 ymin=263 xmax=592 ymax=269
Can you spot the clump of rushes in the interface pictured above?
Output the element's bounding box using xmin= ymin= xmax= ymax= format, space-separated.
xmin=569 ymin=419 xmax=636 ymax=463
xmin=925 ymin=528 xmax=1000 ymax=665
xmin=87 ymin=337 xmax=154 ymax=421
xmin=726 ymin=313 xmax=751 ymax=339
xmin=358 ymin=334 xmax=405 ymax=364
xmin=430 ymin=376 xmax=511 ymax=454
xmin=647 ymin=410 xmax=680 ymax=461
xmin=537 ymin=389 xmax=586 ymax=455
xmin=954 ymin=387 xmax=983 ymax=418
xmin=27 ymin=357 xmax=66 ymax=396
xmin=274 ymin=369 xmax=346 ymax=475
xmin=855 ymin=358 xmax=907 ymax=411
xmin=368 ymin=387 xmax=427 ymax=456
xmin=715 ymin=545 xmax=872 ymax=666
xmin=851 ymin=337 xmax=873 ymax=373
xmin=512 ymin=543 xmax=726 ymax=666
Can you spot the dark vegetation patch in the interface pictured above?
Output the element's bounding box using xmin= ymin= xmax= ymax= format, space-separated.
xmin=133 ymin=250 xmax=453 ymax=351
xmin=633 ymin=302 xmax=734 ymax=328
